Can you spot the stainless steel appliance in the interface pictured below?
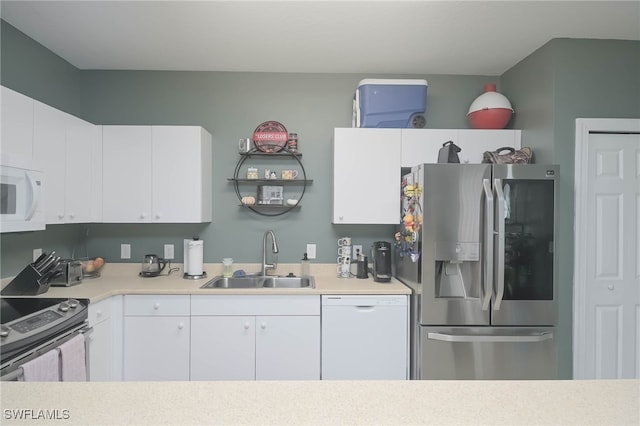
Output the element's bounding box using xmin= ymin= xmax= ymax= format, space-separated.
xmin=371 ymin=241 xmax=392 ymax=282
xmin=0 ymin=154 xmax=45 ymax=233
xmin=396 ymin=164 xmax=559 ymax=380
xmin=50 ymin=259 xmax=83 ymax=287
xmin=140 ymin=254 xmax=167 ymax=277
xmin=0 ymin=297 xmax=90 ymax=381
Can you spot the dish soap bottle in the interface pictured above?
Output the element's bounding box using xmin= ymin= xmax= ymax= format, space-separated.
xmin=301 ymin=253 xmax=310 ymax=277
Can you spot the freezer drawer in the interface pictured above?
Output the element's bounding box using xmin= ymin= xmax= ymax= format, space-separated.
xmin=321 ymin=295 xmax=408 ymax=380
xmin=417 ymin=326 xmax=556 ymax=380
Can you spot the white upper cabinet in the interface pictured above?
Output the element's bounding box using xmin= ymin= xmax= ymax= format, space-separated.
xmin=456 ymin=129 xmax=521 ymax=164
xmin=1 ymin=86 xmax=34 ymax=160
xmin=400 ymin=128 xmax=521 ymax=167
xmin=151 ymin=126 xmax=212 ymax=223
xmin=102 ymin=126 xmax=153 ymax=223
xmin=102 ymin=125 xmax=212 ymax=223
xmin=33 ymin=101 xmax=102 ymax=224
xmin=334 ymin=127 xmax=522 ymax=224
xmin=333 ymin=128 xmax=401 ymax=224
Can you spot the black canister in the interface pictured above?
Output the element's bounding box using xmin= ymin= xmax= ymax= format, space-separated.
xmin=356 ymin=255 xmax=369 ymax=279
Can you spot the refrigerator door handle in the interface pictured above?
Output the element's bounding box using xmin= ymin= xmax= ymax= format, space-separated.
xmin=427 ymin=332 xmax=554 ymax=343
xmin=493 ymin=178 xmax=506 ymax=310
xmin=482 ymin=178 xmax=494 ymax=311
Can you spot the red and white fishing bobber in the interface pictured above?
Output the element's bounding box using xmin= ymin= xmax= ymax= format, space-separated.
xmin=467 ymin=84 xmax=514 ymax=129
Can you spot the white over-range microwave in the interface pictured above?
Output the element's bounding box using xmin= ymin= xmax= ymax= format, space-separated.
xmin=0 ymin=154 xmax=45 ymax=233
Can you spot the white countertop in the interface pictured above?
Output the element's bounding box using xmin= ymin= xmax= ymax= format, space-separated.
xmin=2 ymin=263 xmax=411 ymax=301
xmin=1 ymin=379 xmax=638 ymax=425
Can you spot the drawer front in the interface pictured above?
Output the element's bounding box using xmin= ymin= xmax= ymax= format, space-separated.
xmin=89 ymin=297 xmax=113 ymax=325
xmin=124 ymin=295 xmax=190 ymax=316
xmin=191 ymin=295 xmax=320 ymax=316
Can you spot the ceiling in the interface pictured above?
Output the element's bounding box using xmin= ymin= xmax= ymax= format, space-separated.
xmin=1 ymin=1 xmax=639 ymax=75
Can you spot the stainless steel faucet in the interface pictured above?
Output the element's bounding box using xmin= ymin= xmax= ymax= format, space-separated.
xmin=261 ymin=230 xmax=279 ymax=276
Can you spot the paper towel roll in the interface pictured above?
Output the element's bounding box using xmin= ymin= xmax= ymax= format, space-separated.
xmin=186 ymin=239 xmax=204 ymax=276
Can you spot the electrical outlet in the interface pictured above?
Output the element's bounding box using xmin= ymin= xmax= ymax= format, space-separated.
xmin=120 ymin=243 xmax=131 ymax=259
xmin=164 ymin=244 xmax=174 ymax=260
xmin=306 ymin=244 xmax=317 ymax=259
xmin=352 ymin=245 xmax=363 ymax=260
xmin=33 ymin=248 xmax=43 ymax=262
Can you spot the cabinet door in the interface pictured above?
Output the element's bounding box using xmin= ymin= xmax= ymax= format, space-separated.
xmin=123 ymin=316 xmax=190 ymax=381
xmin=151 ymin=126 xmax=212 ymax=222
xmin=255 ymin=315 xmax=320 ymax=380
xmin=65 ymin=115 xmax=100 ymax=223
xmin=33 ymin=101 xmax=67 ymax=224
xmin=87 ymin=319 xmax=113 ymax=381
xmin=457 ymin=129 xmax=521 ymax=164
xmin=102 ymin=126 xmax=152 ymax=222
xmin=190 ymin=316 xmax=255 ymax=381
xmin=333 ymin=128 xmax=401 ymax=224
xmin=1 ymin=86 xmax=34 ymax=160
xmin=400 ymin=129 xmax=458 ymax=167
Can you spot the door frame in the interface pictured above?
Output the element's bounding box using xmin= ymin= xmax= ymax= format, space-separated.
xmin=573 ymin=118 xmax=640 ymax=379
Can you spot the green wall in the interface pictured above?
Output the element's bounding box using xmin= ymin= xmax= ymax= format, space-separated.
xmin=1 ymin=20 xmax=499 ymax=275
xmin=502 ymin=38 xmax=640 ymax=379
xmin=4 ymin=18 xmax=639 ymax=381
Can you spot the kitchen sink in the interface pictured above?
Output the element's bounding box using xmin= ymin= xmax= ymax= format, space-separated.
xmin=200 ymin=275 xmax=315 ymax=289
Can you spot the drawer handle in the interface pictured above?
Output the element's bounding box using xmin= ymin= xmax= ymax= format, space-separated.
xmin=244 ymin=322 xmax=250 ymax=330
xmin=261 ymin=322 xmax=267 ymax=330
xmin=154 ymin=303 xmax=160 ymax=310
xmin=178 ymin=322 xmax=184 ymax=330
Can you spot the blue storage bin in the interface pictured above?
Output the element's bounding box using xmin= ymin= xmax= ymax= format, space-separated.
xmin=353 ymin=79 xmax=428 ymax=128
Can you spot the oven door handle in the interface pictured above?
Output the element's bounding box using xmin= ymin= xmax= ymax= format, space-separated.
xmin=0 ymin=322 xmax=91 ymax=381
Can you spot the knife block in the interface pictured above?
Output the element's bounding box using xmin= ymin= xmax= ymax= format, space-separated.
xmin=1 ymin=264 xmax=51 ymax=296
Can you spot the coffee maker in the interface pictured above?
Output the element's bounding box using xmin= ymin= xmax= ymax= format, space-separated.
xmin=371 ymin=241 xmax=392 ymax=282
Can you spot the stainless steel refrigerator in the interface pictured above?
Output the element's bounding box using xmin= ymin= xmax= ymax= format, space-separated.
xmin=395 ymin=164 xmax=559 ymax=380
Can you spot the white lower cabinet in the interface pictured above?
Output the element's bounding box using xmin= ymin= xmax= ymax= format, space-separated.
xmin=190 ymin=295 xmax=320 ymax=381
xmin=87 ymin=296 xmax=122 ymax=381
xmin=122 ymin=295 xmax=190 ymax=381
xmin=321 ymin=295 xmax=409 ymax=380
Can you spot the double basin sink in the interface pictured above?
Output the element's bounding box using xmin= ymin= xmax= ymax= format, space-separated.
xmin=201 ymin=274 xmax=315 ymax=289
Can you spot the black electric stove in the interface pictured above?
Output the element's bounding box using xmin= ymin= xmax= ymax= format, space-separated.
xmin=1 ymin=297 xmax=89 ymax=367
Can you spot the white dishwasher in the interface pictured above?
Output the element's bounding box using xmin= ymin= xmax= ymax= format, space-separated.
xmin=321 ymin=295 xmax=408 ymax=380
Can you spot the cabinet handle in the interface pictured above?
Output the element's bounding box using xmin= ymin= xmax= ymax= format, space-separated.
xmin=96 ymin=310 xmax=102 ymax=317
xmin=178 ymin=322 xmax=184 ymax=330
xmin=608 ymin=284 xmax=615 ymax=291
xmin=58 ymin=213 xmax=64 ymax=219
xmin=154 ymin=303 xmax=160 ymax=310
xmin=140 ymin=213 xmax=147 ymax=219
xmin=244 ymin=322 xmax=250 ymax=330
xmin=261 ymin=322 xmax=267 ymax=329
xmin=155 ymin=213 xmax=161 ymax=220
xmin=68 ymin=213 xmax=75 ymax=219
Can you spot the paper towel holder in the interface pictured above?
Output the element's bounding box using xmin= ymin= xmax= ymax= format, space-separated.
xmin=183 ymin=236 xmax=207 ymax=280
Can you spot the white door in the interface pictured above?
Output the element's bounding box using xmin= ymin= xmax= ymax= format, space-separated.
xmin=102 ymin=126 xmax=152 ymax=222
xmin=190 ymin=316 xmax=255 ymax=381
xmin=1 ymin=86 xmax=34 ymax=159
xmin=255 ymin=315 xmax=320 ymax=380
xmin=64 ymin=115 xmax=96 ymax=223
xmin=152 ymin=126 xmax=207 ymax=223
xmin=123 ymin=316 xmax=190 ymax=381
xmin=574 ymin=118 xmax=640 ymax=379
xmin=33 ymin=101 xmax=67 ymax=224
xmin=333 ymin=128 xmax=401 ymax=224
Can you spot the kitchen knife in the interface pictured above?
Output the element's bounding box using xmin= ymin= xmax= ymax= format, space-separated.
xmin=32 ymin=252 xmax=48 ymax=267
